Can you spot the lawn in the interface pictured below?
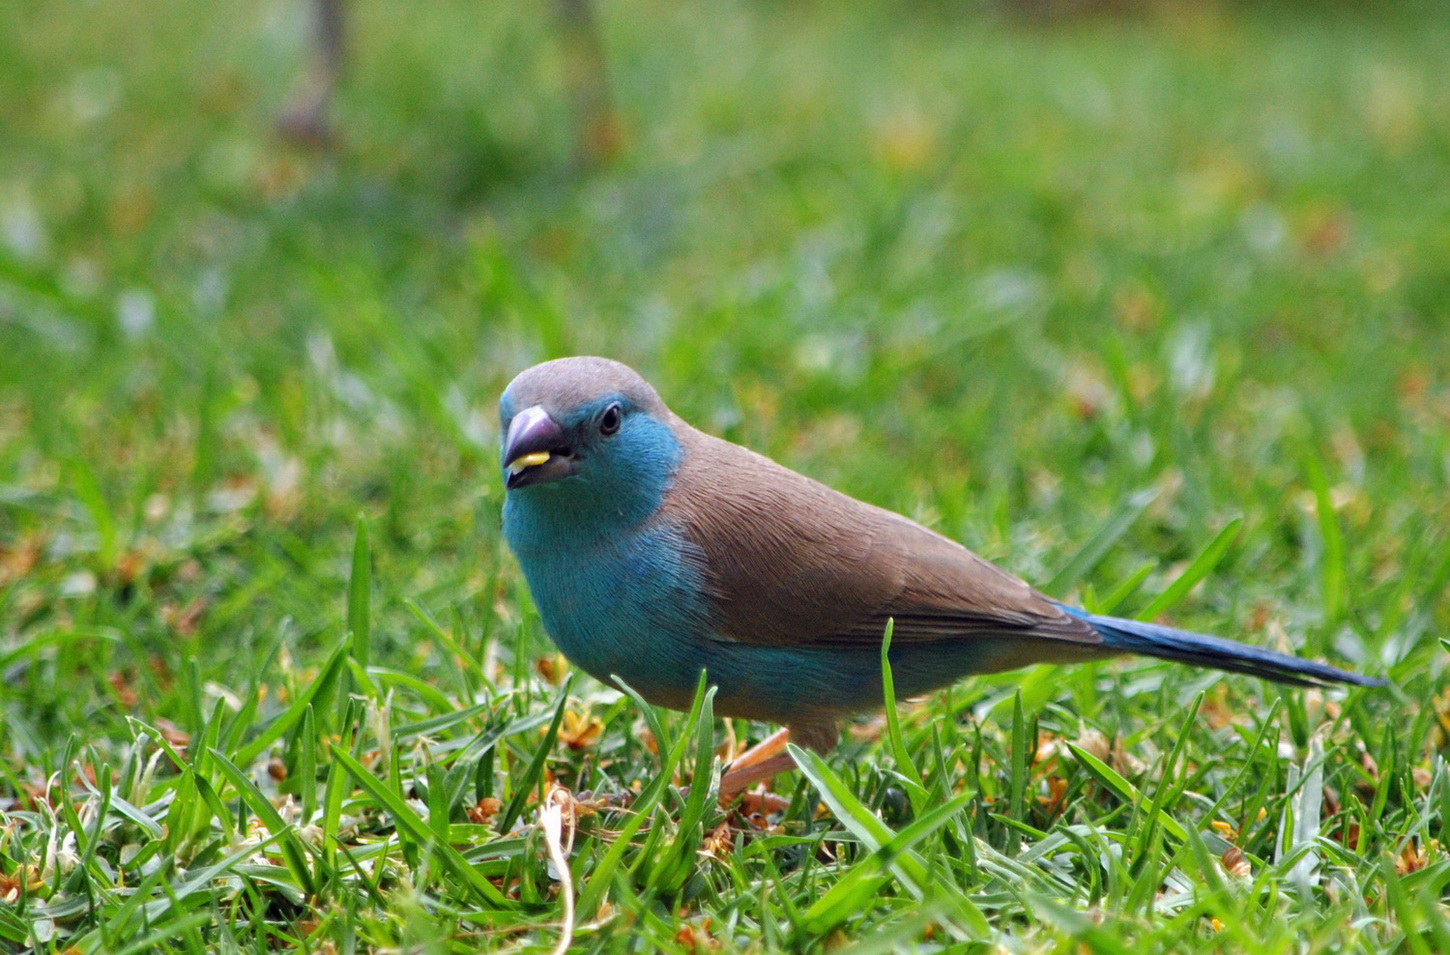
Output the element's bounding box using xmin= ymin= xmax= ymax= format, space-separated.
xmin=1 ymin=0 xmax=1448 ymax=950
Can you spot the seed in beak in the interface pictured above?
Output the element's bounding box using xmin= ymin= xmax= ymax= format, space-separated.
xmin=508 ymin=450 xmax=552 ymax=474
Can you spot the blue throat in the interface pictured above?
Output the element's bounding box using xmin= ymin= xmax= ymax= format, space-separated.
xmin=502 ymin=413 xmax=722 ymax=708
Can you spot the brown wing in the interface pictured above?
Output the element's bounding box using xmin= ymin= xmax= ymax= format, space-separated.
xmin=659 ymin=425 xmax=1102 ymax=651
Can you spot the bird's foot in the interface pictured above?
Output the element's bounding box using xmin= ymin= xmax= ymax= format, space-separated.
xmin=570 ymin=789 xmax=635 ymax=812
xmin=735 ymin=787 xmax=792 ymax=817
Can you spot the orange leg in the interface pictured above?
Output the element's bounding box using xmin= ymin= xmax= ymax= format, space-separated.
xmin=719 ymin=727 xmax=797 ymax=798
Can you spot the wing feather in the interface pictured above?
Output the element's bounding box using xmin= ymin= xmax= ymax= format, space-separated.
xmin=658 ymin=425 xmax=1101 ymax=651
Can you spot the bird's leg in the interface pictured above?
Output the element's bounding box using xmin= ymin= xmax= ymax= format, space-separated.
xmin=719 ymin=727 xmax=795 ymax=799
xmin=719 ymin=753 xmax=798 ymax=802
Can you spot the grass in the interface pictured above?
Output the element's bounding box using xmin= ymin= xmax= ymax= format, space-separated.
xmin=2 ymin=0 xmax=1449 ymax=950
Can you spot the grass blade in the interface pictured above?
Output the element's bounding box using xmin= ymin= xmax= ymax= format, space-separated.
xmin=236 ymin=631 xmax=352 ymax=766
xmin=348 ymin=514 xmax=372 ymax=668
xmin=1045 ymin=488 xmax=1157 ymax=596
xmin=879 ymin=618 xmax=928 ymax=814
xmin=499 ymin=674 xmax=574 ymax=833
xmin=208 ymin=748 xmax=318 ymax=899
xmin=1137 ymin=516 xmax=1241 ymax=621
xmin=790 ymin=745 xmax=987 ymax=935
xmin=1067 ymin=742 xmax=1188 ymax=842
xmin=329 ymin=746 xmax=514 ymax=908
xmin=1304 ymin=453 xmax=1346 ymax=625
xmin=574 ymin=683 xmax=706 ymax=919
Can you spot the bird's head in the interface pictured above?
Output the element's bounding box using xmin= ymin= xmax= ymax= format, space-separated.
xmin=499 ymin=357 xmax=682 ymax=525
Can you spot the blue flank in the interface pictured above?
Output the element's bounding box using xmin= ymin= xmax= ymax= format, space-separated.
xmin=1055 ymin=603 xmax=1386 ymax=688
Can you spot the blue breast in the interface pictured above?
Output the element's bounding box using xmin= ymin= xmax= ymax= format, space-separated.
xmin=506 ymin=514 xmax=721 ymax=710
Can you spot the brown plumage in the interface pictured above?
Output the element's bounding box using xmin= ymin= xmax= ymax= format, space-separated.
xmin=662 ymin=426 xmax=1104 ymax=654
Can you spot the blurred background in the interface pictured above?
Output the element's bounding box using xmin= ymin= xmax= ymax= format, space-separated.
xmin=1 ymin=0 xmax=1447 ymax=706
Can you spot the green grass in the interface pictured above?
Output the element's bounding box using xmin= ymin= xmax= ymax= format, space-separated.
xmin=2 ymin=0 xmax=1449 ymax=950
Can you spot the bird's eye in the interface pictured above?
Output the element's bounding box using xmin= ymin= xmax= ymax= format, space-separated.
xmin=599 ymin=403 xmax=622 ymax=436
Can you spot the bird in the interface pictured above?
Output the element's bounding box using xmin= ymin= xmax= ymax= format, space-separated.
xmin=498 ymin=356 xmax=1386 ymax=796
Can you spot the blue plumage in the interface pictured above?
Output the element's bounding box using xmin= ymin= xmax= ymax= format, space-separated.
xmin=1057 ymin=604 xmax=1365 ymax=687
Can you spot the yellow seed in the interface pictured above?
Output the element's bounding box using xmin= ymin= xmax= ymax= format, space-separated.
xmin=509 ymin=451 xmax=551 ymax=473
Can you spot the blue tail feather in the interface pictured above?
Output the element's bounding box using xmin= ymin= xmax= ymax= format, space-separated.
xmin=1055 ymin=604 xmax=1386 ymax=688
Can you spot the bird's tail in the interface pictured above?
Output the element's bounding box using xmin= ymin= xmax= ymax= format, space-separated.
xmin=1055 ymin=604 xmax=1386 ymax=688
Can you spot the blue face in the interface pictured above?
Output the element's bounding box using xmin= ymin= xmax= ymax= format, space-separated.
xmin=498 ymin=387 xmax=714 ymax=703
xmin=499 ymin=390 xmax=684 ymax=540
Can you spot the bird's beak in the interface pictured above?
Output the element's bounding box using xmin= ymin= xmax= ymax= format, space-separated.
xmin=502 ymin=406 xmax=571 ymax=490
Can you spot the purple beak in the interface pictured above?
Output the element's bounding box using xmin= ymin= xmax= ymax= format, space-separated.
xmin=502 ymin=406 xmax=567 ymax=489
